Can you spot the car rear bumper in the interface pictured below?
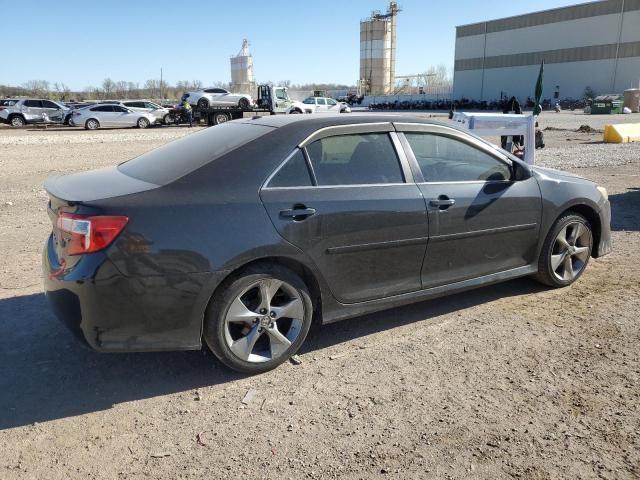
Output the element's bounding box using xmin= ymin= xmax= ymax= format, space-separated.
xmin=43 ymin=234 xmax=220 ymax=352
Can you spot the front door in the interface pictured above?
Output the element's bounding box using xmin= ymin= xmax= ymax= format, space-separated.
xmin=398 ymin=126 xmax=541 ymax=288
xmin=260 ymin=127 xmax=428 ymax=303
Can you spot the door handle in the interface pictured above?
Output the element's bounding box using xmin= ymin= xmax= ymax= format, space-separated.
xmin=280 ymin=206 xmax=316 ymax=220
xmin=429 ymin=197 xmax=456 ymax=209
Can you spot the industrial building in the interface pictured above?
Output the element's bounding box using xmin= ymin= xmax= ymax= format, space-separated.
xmin=359 ymin=2 xmax=400 ymax=96
xmin=453 ymin=0 xmax=640 ymax=101
xmin=229 ymin=39 xmax=255 ymax=94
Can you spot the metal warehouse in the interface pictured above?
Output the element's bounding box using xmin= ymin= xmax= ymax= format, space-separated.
xmin=453 ymin=0 xmax=640 ymax=101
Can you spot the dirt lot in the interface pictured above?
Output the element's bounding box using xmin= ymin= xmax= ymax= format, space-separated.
xmin=0 ymin=112 xmax=639 ymax=479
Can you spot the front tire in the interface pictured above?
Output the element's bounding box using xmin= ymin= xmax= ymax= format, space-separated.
xmin=534 ymin=213 xmax=593 ymax=287
xmin=197 ymin=98 xmax=209 ymax=109
xmin=238 ymin=97 xmax=250 ymax=109
xmin=289 ymin=109 xmax=302 ymax=114
xmin=137 ymin=117 xmax=150 ymax=129
xmin=163 ymin=113 xmax=172 ymax=125
xmin=204 ymin=264 xmax=313 ymax=374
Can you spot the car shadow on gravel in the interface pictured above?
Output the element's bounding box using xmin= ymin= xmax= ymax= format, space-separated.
xmin=609 ymin=187 xmax=640 ymax=231
xmin=0 ymin=277 xmax=545 ymax=430
xmin=0 ymin=293 xmax=244 ymax=430
xmin=304 ymin=277 xmax=544 ymax=353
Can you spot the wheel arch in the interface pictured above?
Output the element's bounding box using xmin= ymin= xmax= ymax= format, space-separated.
xmin=203 ymin=256 xmax=324 ymax=332
xmin=554 ymin=203 xmax=603 ymax=257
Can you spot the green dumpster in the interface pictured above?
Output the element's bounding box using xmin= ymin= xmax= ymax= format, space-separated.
xmin=591 ymin=94 xmax=624 ymax=114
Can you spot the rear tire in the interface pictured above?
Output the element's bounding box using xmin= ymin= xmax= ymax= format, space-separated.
xmin=9 ymin=115 xmax=25 ymax=127
xmin=137 ymin=117 xmax=150 ymax=129
xmin=238 ymin=97 xmax=250 ymax=109
xmin=163 ymin=113 xmax=172 ymax=125
xmin=204 ymin=264 xmax=313 ymax=374
xmin=213 ymin=112 xmax=231 ymax=125
xmin=85 ymin=118 xmax=100 ymax=130
xmin=534 ymin=213 xmax=593 ymax=288
xmin=289 ymin=109 xmax=302 ymax=114
xmin=197 ymin=98 xmax=209 ymax=109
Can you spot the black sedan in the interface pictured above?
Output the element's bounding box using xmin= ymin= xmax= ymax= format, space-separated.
xmin=43 ymin=115 xmax=612 ymax=373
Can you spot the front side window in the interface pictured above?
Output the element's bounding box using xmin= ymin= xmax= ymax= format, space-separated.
xmin=404 ymin=133 xmax=511 ymax=182
xmin=327 ymin=98 xmax=337 ymax=106
xmin=275 ymin=88 xmax=289 ymax=101
xmin=42 ymin=100 xmax=60 ymax=109
xmin=267 ymin=150 xmax=312 ymax=188
xmin=91 ymin=105 xmax=112 ymax=112
xmin=146 ymin=102 xmax=160 ymax=109
xmin=316 ymin=98 xmax=326 ymax=105
xmin=114 ymin=106 xmax=129 ymax=113
xmin=302 ymin=97 xmax=315 ymax=104
xmin=306 ymin=133 xmax=403 ymax=186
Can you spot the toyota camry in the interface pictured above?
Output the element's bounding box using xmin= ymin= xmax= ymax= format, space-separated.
xmin=43 ymin=115 xmax=611 ymax=373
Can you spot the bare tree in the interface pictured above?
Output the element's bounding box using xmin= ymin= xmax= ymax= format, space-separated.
xmin=102 ymin=78 xmax=116 ymax=99
xmin=22 ymin=80 xmax=50 ymax=97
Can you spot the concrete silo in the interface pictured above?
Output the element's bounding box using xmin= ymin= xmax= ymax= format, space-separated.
xmin=230 ymin=39 xmax=255 ymax=94
xmin=360 ymin=2 xmax=400 ymax=96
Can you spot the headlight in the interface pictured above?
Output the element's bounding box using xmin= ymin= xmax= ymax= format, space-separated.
xmin=597 ymin=186 xmax=608 ymax=200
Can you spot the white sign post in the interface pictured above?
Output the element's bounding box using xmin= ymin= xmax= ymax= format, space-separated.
xmin=451 ymin=112 xmax=536 ymax=165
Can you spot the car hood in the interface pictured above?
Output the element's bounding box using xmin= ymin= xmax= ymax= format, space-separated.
xmin=531 ymin=165 xmax=594 ymax=185
xmin=44 ymin=166 xmax=160 ymax=202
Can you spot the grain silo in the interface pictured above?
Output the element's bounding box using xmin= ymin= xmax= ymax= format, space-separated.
xmin=360 ymin=2 xmax=400 ymax=96
xmin=230 ymin=39 xmax=255 ymax=94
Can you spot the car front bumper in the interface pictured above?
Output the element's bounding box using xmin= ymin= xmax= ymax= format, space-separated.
xmin=596 ymin=198 xmax=612 ymax=257
xmin=43 ymin=234 xmax=221 ymax=352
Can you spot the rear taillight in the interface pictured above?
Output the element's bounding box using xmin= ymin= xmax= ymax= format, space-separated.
xmin=73 ymin=111 xmax=82 ymax=116
xmin=57 ymin=212 xmax=128 ymax=255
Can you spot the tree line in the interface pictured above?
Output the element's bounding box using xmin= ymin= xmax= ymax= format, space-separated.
xmin=0 ymin=78 xmax=357 ymax=102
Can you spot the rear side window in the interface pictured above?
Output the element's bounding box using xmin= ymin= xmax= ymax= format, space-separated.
xmin=118 ymin=122 xmax=273 ymax=185
xmin=24 ymin=100 xmax=42 ymax=107
xmin=306 ymin=133 xmax=403 ymax=186
xmin=267 ymin=150 xmax=312 ymax=188
xmin=404 ymin=133 xmax=511 ymax=182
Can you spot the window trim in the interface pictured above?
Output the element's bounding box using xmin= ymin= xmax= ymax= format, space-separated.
xmin=298 ymin=122 xmax=394 ymax=148
xmin=394 ymin=124 xmax=514 ymax=184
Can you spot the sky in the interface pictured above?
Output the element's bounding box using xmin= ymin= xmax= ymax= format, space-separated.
xmin=2 ymin=0 xmax=580 ymax=90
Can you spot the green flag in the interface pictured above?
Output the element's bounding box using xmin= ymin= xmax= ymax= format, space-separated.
xmin=533 ymin=60 xmax=544 ymax=116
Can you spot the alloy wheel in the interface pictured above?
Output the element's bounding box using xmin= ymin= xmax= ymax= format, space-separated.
xmin=223 ymin=278 xmax=305 ymax=363
xmin=550 ymin=221 xmax=592 ymax=281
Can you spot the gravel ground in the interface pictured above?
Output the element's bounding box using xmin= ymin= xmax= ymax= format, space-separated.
xmin=0 ymin=113 xmax=639 ymax=479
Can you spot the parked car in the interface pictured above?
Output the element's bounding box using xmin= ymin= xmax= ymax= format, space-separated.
xmin=121 ymin=100 xmax=172 ymax=125
xmin=302 ymin=96 xmax=351 ymax=113
xmin=0 ymin=98 xmax=20 ymax=107
xmin=185 ymin=87 xmax=254 ymax=110
xmin=69 ymin=103 xmax=156 ymax=129
xmin=43 ymin=115 xmax=611 ymax=373
xmin=0 ymin=99 xmax=70 ymax=127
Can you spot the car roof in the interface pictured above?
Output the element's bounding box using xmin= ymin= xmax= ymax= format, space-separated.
xmin=236 ymin=113 xmax=448 ymax=130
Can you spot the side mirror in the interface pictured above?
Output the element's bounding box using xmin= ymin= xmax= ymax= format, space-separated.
xmin=513 ymin=162 xmax=532 ymax=181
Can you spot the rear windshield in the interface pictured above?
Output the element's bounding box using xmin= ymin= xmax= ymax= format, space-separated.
xmin=118 ymin=122 xmax=274 ymax=185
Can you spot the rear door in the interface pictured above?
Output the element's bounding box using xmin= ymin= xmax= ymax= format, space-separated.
xmin=23 ymin=99 xmax=44 ymax=121
xmin=396 ymin=123 xmax=542 ymax=288
xmin=260 ymin=124 xmax=428 ymax=303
